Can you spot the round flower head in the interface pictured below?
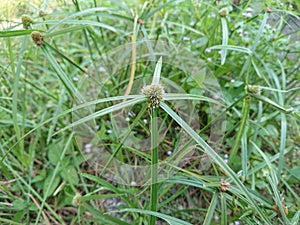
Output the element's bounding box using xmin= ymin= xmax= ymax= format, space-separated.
xmin=31 ymin=31 xmax=44 ymax=46
xmin=22 ymin=15 xmax=34 ymax=29
xmin=142 ymin=83 xmax=165 ymax=108
xmin=219 ymin=7 xmax=229 ymax=17
xmin=248 ymin=85 xmax=261 ymax=95
xmin=39 ymin=10 xmax=46 ymax=17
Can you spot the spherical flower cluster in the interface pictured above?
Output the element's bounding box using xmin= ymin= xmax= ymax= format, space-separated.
xmin=141 ymin=83 xmax=165 ymax=108
xmin=219 ymin=7 xmax=229 ymax=17
xmin=31 ymin=31 xmax=44 ymax=46
xmin=248 ymin=85 xmax=261 ymax=95
xmin=22 ymin=15 xmax=34 ymax=29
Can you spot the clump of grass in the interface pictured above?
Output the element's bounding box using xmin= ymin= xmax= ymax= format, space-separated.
xmin=0 ymin=0 xmax=300 ymax=224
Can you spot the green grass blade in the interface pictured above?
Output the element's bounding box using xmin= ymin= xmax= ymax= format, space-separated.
xmin=142 ymin=0 xmax=176 ymax=20
xmin=221 ymin=193 xmax=227 ymax=225
xmin=79 ymin=193 xmax=124 ymax=202
xmin=0 ymin=29 xmax=44 ymax=38
xmin=46 ymin=7 xmax=117 ymax=33
xmin=81 ymin=203 xmax=131 ymax=225
xmin=241 ymin=128 xmax=248 ymax=177
xmin=165 ymin=21 xmax=205 ymax=36
xmin=39 ymin=20 xmax=119 ymax=33
xmin=250 ymin=94 xmax=293 ymax=113
xmin=163 ymin=93 xmax=224 ymax=105
xmin=152 ymin=56 xmax=162 ymax=84
xmin=53 ymin=96 xmax=146 ymax=135
xmin=277 ymin=112 xmax=287 ymax=177
xmin=43 ymin=24 xmax=88 ymax=37
xmin=43 ymin=41 xmax=87 ymax=74
xmin=80 ymin=173 xmax=134 ymax=208
xmin=203 ymin=192 xmax=218 ymax=225
xmin=210 ymin=45 xmax=252 ymax=55
xmin=251 ymin=13 xmax=269 ymax=51
xmin=267 ymin=175 xmax=290 ymax=224
xmin=119 ymin=208 xmax=193 ymax=225
xmin=293 ymin=111 xmax=300 ymax=120
xmin=281 ymin=178 xmax=300 ymax=207
xmin=40 ymin=44 xmax=84 ymax=101
xmin=220 ymin=17 xmax=228 ymax=65
xmin=0 ymin=218 xmax=23 ymax=225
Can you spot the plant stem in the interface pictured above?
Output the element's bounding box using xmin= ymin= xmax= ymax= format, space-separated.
xmin=229 ymin=95 xmax=250 ymax=164
xmin=150 ymin=107 xmax=159 ymax=225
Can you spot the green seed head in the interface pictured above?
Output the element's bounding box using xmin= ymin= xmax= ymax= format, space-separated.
xmin=265 ymin=7 xmax=271 ymax=13
xmin=22 ymin=15 xmax=34 ymax=29
xmin=31 ymin=31 xmax=44 ymax=46
xmin=142 ymin=83 xmax=165 ymax=108
xmin=219 ymin=7 xmax=229 ymax=17
xmin=248 ymin=85 xmax=260 ymax=95
xmin=219 ymin=178 xmax=230 ymax=192
xmin=72 ymin=193 xmax=82 ymax=206
xmin=39 ymin=10 xmax=46 ymax=17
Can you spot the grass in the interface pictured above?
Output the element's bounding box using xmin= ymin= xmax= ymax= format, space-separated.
xmin=0 ymin=0 xmax=300 ymax=224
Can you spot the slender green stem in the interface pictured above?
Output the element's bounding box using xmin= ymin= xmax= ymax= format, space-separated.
xmin=229 ymin=54 xmax=251 ymax=164
xmin=229 ymin=95 xmax=250 ymax=164
xmin=149 ymin=107 xmax=159 ymax=225
xmin=220 ymin=17 xmax=228 ymax=65
xmin=277 ymin=112 xmax=287 ymax=178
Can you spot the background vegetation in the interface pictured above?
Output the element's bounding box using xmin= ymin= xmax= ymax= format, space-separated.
xmin=0 ymin=0 xmax=300 ymax=224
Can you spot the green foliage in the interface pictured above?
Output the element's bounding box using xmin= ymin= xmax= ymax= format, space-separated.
xmin=0 ymin=0 xmax=299 ymax=224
